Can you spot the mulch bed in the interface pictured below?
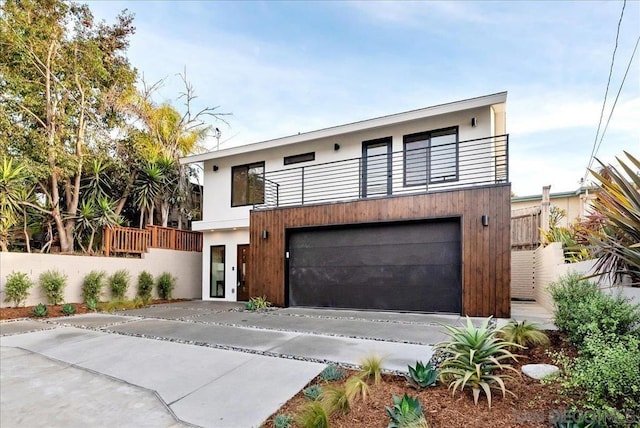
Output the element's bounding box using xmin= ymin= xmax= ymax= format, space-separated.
xmin=263 ymin=331 xmax=575 ymax=428
xmin=0 ymin=299 xmax=186 ymax=320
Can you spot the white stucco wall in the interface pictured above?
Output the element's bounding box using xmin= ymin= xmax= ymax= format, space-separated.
xmin=201 ymin=229 xmax=250 ymax=301
xmin=195 ymin=105 xmax=495 ymax=230
xmin=0 ymin=249 xmax=202 ymax=307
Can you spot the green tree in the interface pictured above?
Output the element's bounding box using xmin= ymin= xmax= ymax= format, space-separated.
xmin=0 ymin=157 xmax=33 ymax=251
xmin=0 ymin=0 xmax=137 ymax=252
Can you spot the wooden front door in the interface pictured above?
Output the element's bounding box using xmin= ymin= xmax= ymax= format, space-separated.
xmin=237 ymin=244 xmax=250 ymax=301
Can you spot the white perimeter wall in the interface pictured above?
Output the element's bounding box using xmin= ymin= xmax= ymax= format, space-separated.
xmin=511 ymin=242 xmax=638 ymax=312
xmin=0 ymin=249 xmax=202 ymax=307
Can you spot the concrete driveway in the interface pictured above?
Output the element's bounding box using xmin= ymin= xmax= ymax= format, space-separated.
xmin=1 ymin=301 xmax=552 ymax=428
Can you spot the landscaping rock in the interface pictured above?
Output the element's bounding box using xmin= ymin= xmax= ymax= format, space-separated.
xmin=522 ymin=363 xmax=559 ymax=380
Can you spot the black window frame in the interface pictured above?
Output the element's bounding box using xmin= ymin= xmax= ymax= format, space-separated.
xmin=284 ymin=152 xmax=315 ymax=165
xmin=403 ymin=126 xmax=459 ymax=187
xmin=361 ymin=137 xmax=393 ymax=198
xmin=231 ymin=161 xmax=265 ymax=207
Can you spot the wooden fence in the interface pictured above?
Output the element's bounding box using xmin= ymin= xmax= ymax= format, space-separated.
xmin=511 ymin=207 xmax=541 ymax=250
xmin=104 ymin=225 xmax=202 ymax=257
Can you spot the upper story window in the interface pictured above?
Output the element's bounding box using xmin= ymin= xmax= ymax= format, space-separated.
xmin=231 ymin=162 xmax=265 ymax=207
xmin=403 ymin=127 xmax=458 ymax=186
xmin=284 ymin=152 xmax=315 ymax=165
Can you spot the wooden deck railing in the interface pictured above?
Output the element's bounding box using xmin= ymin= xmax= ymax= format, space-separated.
xmin=103 ymin=225 xmax=202 ymax=256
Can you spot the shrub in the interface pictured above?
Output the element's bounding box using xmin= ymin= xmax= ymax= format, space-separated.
xmin=97 ymin=298 xmax=140 ymax=313
xmin=386 ymin=393 xmax=428 ymax=428
xmin=320 ymin=364 xmax=346 ymax=382
xmin=294 ymin=402 xmax=329 ymax=428
xmin=3 ymin=272 xmax=33 ymax=307
xmin=86 ymin=298 xmax=98 ymax=312
xmin=62 ymin=303 xmax=76 ymax=316
xmin=499 ymin=320 xmax=550 ymax=349
xmin=358 ymin=354 xmax=384 ymax=386
xmin=559 ymin=332 xmax=640 ymax=419
xmin=436 ymin=317 xmax=521 ymax=407
xmin=273 ymin=413 xmax=293 ymax=428
xmin=303 ymin=384 xmax=323 ymax=401
xmin=82 ymin=270 xmax=106 ymax=303
xmin=549 ymin=273 xmax=640 ymax=346
xmin=407 ymin=361 xmax=438 ymax=389
xmin=320 ymin=385 xmax=350 ymax=415
xmin=109 ymin=270 xmax=129 ymax=300
xmin=245 ymin=296 xmax=271 ymax=311
xmin=39 ymin=270 xmax=67 ymax=305
xmin=344 ymin=375 xmax=370 ymax=405
xmin=32 ymin=303 xmax=47 ymax=317
xmin=137 ymin=271 xmax=154 ymax=303
xmin=156 ymin=272 xmax=175 ymax=300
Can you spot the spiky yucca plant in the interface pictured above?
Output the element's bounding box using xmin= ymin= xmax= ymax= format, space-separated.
xmin=436 ymin=317 xmax=521 ymax=407
xmin=499 ymin=320 xmax=550 ymax=349
xmin=588 ymin=151 xmax=640 ymax=285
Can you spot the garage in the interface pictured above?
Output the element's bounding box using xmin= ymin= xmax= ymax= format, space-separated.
xmin=287 ymin=219 xmax=462 ymax=313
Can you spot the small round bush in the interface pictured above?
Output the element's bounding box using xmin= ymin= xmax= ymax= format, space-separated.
xmin=137 ymin=271 xmax=154 ymax=303
xmin=39 ymin=270 xmax=67 ymax=305
xmin=82 ymin=270 xmax=106 ymax=303
xmin=156 ymin=272 xmax=175 ymax=300
xmin=3 ymin=272 xmax=34 ymax=307
xmin=109 ymin=270 xmax=130 ymax=300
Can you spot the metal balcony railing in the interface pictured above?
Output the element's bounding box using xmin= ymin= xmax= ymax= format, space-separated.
xmin=254 ymin=134 xmax=508 ymax=209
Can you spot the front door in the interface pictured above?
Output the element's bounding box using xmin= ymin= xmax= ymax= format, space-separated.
xmin=237 ymin=244 xmax=250 ymax=301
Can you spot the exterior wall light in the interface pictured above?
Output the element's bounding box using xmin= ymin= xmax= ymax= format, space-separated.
xmin=481 ymin=215 xmax=489 ymax=227
xmin=334 ymin=143 xmax=340 ymax=151
xmin=213 ymin=165 xmax=219 ymax=171
xmin=262 ymin=230 xmax=269 ymax=239
xmin=471 ymin=117 xmax=478 ymax=127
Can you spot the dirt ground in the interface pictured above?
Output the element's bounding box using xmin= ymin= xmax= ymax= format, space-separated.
xmin=263 ymin=331 xmax=575 ymax=428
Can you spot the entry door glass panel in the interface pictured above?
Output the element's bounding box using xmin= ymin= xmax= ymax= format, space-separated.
xmin=430 ymin=130 xmax=457 ymax=182
xmin=210 ymin=245 xmax=225 ymax=298
xmin=237 ymin=244 xmax=249 ymax=301
xmin=362 ymin=138 xmax=391 ymax=197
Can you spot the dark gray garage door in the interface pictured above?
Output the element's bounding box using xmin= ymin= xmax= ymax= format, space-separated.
xmin=287 ymin=219 xmax=461 ymax=313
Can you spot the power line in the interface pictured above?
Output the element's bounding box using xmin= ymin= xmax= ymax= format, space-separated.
xmin=584 ymin=0 xmax=627 ymax=181
xmin=593 ymin=35 xmax=640 ymax=167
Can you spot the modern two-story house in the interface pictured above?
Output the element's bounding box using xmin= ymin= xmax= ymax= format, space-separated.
xmin=181 ymin=92 xmax=511 ymax=317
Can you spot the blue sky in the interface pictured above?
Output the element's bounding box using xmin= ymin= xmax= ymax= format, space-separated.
xmin=89 ymin=1 xmax=640 ymax=196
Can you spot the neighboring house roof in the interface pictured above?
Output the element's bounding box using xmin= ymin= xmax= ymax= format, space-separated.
xmin=511 ymin=186 xmax=597 ymax=203
xmin=180 ymin=91 xmax=507 ymax=164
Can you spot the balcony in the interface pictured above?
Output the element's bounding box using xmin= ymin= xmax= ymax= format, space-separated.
xmin=254 ymin=134 xmax=508 ymax=209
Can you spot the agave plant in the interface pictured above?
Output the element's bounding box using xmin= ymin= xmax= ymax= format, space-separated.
xmin=588 ymin=151 xmax=640 ymax=285
xmin=406 ymin=361 xmax=438 ymax=388
xmin=385 ymin=393 xmax=428 ymax=428
xmin=436 ymin=317 xmax=522 ymax=407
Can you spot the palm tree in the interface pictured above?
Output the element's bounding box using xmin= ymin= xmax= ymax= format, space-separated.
xmin=0 ymin=157 xmax=30 ymax=251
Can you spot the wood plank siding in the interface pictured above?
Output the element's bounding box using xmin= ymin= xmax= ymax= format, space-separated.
xmin=248 ymin=184 xmax=511 ymax=317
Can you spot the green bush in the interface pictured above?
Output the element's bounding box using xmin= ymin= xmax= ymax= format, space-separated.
xmin=39 ymin=270 xmax=67 ymax=305
xmin=320 ymin=385 xmax=350 ymax=415
xmin=137 ymin=271 xmax=154 ymax=303
xmin=3 ymin=272 xmax=33 ymax=307
xmin=82 ymin=270 xmax=106 ymax=303
xmin=62 ymin=303 xmax=76 ymax=316
xmin=499 ymin=320 xmax=550 ymax=349
xmin=86 ymin=298 xmax=98 ymax=312
xmin=245 ymin=296 xmax=271 ymax=311
xmin=156 ymin=272 xmax=175 ymax=300
xmin=548 ymin=273 xmax=640 ymax=346
xmin=294 ymin=402 xmax=329 ymax=428
xmin=559 ymin=332 xmax=640 ymax=420
xmin=109 ymin=270 xmax=129 ymax=300
xmin=32 ymin=303 xmax=47 ymax=317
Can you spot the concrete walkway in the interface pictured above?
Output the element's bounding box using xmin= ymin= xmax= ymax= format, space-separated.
xmin=1 ymin=301 xmax=554 ymax=428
